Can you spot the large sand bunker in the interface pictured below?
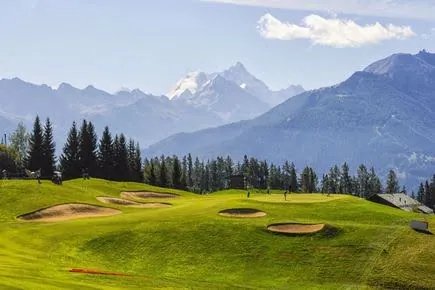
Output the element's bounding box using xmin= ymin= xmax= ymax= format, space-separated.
xmin=17 ymin=203 xmax=121 ymax=222
xmin=218 ymin=208 xmax=266 ymax=218
xmin=267 ymin=223 xmax=326 ymax=235
xmin=121 ymin=191 xmax=179 ymax=199
xmin=97 ymin=196 xmax=171 ymax=208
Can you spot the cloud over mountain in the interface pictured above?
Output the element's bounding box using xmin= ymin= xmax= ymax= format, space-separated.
xmin=257 ymin=14 xmax=415 ymax=48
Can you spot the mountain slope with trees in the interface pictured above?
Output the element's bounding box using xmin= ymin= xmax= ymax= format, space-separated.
xmin=146 ymin=50 xmax=435 ymax=189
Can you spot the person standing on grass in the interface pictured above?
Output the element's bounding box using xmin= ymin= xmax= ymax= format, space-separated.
xmin=284 ymin=190 xmax=288 ymax=201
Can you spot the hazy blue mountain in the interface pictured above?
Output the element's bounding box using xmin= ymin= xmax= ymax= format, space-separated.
xmin=146 ymin=50 xmax=435 ymax=189
xmin=0 ymin=61 xmax=302 ymax=149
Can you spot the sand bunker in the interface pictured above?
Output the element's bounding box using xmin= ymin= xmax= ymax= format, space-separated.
xmin=267 ymin=223 xmax=326 ymax=235
xmin=218 ymin=208 xmax=266 ymax=218
xmin=121 ymin=191 xmax=179 ymax=199
xmin=17 ymin=203 xmax=121 ymax=222
xmin=97 ymin=196 xmax=171 ymax=208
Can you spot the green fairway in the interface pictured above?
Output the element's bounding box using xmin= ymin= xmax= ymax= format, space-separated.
xmin=0 ymin=179 xmax=434 ymax=289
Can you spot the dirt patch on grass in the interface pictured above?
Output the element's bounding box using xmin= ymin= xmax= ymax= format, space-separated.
xmin=218 ymin=208 xmax=266 ymax=218
xmin=17 ymin=203 xmax=121 ymax=222
xmin=69 ymin=268 xmax=128 ymax=276
xmin=121 ymin=191 xmax=179 ymax=199
xmin=97 ymin=196 xmax=171 ymax=208
xmin=267 ymin=223 xmax=326 ymax=235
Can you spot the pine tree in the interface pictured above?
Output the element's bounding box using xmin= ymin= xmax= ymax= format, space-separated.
xmin=97 ymin=126 xmax=114 ymax=179
xmin=41 ymin=118 xmax=56 ymax=177
xmin=417 ymin=183 xmax=424 ymax=202
xmin=149 ymin=161 xmax=157 ymax=185
xmin=357 ymin=164 xmax=369 ymax=198
xmin=289 ymin=162 xmax=298 ymax=192
xmin=134 ymin=142 xmax=143 ymax=182
xmin=60 ymin=121 xmax=80 ymax=179
xmin=423 ymin=180 xmax=430 ymax=207
xmin=79 ymin=120 xmax=98 ymax=176
xmin=340 ymin=162 xmax=352 ymax=194
xmin=368 ymin=167 xmax=382 ymax=197
xmin=113 ymin=134 xmax=129 ymax=181
xmin=127 ymin=139 xmax=136 ymax=181
xmin=159 ymin=155 xmax=168 ymax=187
xmin=385 ymin=169 xmax=400 ymax=194
xmin=172 ymin=156 xmax=182 ymax=189
xmin=25 ymin=116 xmax=44 ymax=171
xmin=187 ymin=153 xmax=193 ymax=188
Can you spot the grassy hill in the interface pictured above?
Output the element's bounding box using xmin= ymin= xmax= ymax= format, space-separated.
xmin=0 ymin=179 xmax=433 ymax=289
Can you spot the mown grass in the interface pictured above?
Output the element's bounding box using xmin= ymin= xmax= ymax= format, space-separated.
xmin=0 ymin=179 xmax=433 ymax=289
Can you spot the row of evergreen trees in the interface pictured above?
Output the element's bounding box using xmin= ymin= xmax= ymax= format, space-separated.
xmin=415 ymin=177 xmax=435 ymax=209
xmin=23 ymin=116 xmax=142 ymax=182
xmin=142 ymin=155 xmax=401 ymax=199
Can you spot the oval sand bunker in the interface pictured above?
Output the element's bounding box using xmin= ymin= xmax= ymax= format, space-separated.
xmin=18 ymin=203 xmax=121 ymax=222
xmin=97 ymin=196 xmax=171 ymax=208
xmin=121 ymin=191 xmax=179 ymax=199
xmin=218 ymin=208 xmax=266 ymax=218
xmin=267 ymin=223 xmax=325 ymax=235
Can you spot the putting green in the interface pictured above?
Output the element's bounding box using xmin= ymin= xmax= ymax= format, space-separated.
xmin=0 ymin=179 xmax=434 ymax=289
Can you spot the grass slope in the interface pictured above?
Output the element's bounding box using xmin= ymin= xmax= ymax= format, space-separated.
xmin=0 ymin=179 xmax=434 ymax=289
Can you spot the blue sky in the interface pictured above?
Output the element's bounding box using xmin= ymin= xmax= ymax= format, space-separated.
xmin=0 ymin=0 xmax=434 ymax=94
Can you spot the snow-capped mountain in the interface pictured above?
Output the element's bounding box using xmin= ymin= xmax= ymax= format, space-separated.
xmin=0 ymin=62 xmax=302 ymax=149
xmin=167 ymin=62 xmax=304 ymax=108
xmin=146 ymin=50 xmax=435 ymax=189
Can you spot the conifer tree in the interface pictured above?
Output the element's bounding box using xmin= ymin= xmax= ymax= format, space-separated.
xmin=289 ymin=162 xmax=298 ymax=192
xmin=417 ymin=183 xmax=424 ymax=202
xmin=134 ymin=142 xmax=143 ymax=182
xmin=25 ymin=116 xmax=44 ymax=171
xmin=187 ymin=153 xmax=193 ymax=188
xmin=149 ymin=160 xmax=157 ymax=185
xmin=340 ymin=162 xmax=352 ymax=194
xmin=368 ymin=167 xmax=382 ymax=197
xmin=60 ymin=121 xmax=80 ymax=179
xmin=423 ymin=180 xmax=430 ymax=207
xmin=113 ymin=134 xmax=129 ymax=181
xmin=41 ymin=118 xmax=56 ymax=177
xmin=385 ymin=169 xmax=400 ymax=194
xmin=357 ymin=165 xmax=369 ymax=198
xmin=159 ymin=155 xmax=168 ymax=187
xmin=79 ymin=120 xmax=98 ymax=176
xmin=172 ymin=156 xmax=182 ymax=189
xmin=97 ymin=126 xmax=114 ymax=179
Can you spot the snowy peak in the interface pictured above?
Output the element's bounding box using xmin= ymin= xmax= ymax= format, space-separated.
xmin=167 ymin=71 xmax=209 ymax=99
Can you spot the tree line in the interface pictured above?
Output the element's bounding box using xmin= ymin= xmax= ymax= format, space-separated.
xmin=415 ymin=177 xmax=435 ymax=209
xmin=142 ymin=154 xmax=421 ymax=200
xmin=1 ymin=116 xmax=434 ymax=209
xmin=1 ymin=116 xmax=142 ymax=182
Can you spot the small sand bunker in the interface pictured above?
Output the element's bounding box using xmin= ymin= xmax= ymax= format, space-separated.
xmin=121 ymin=191 xmax=179 ymax=199
xmin=218 ymin=208 xmax=266 ymax=218
xmin=267 ymin=223 xmax=326 ymax=235
xmin=18 ymin=203 xmax=121 ymax=222
xmin=97 ymin=196 xmax=171 ymax=208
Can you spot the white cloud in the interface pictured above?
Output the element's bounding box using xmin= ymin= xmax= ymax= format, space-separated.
xmin=257 ymin=14 xmax=415 ymax=48
xmin=201 ymin=0 xmax=435 ymax=20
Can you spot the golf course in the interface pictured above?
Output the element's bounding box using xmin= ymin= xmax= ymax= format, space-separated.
xmin=0 ymin=179 xmax=434 ymax=289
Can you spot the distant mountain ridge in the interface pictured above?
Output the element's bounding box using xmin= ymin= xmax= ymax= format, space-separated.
xmin=0 ymin=63 xmax=303 ymax=149
xmin=146 ymin=50 xmax=435 ymax=189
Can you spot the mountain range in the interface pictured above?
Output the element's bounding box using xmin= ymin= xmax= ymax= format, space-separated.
xmin=0 ymin=63 xmax=303 ymax=148
xmin=146 ymin=50 xmax=435 ymax=189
